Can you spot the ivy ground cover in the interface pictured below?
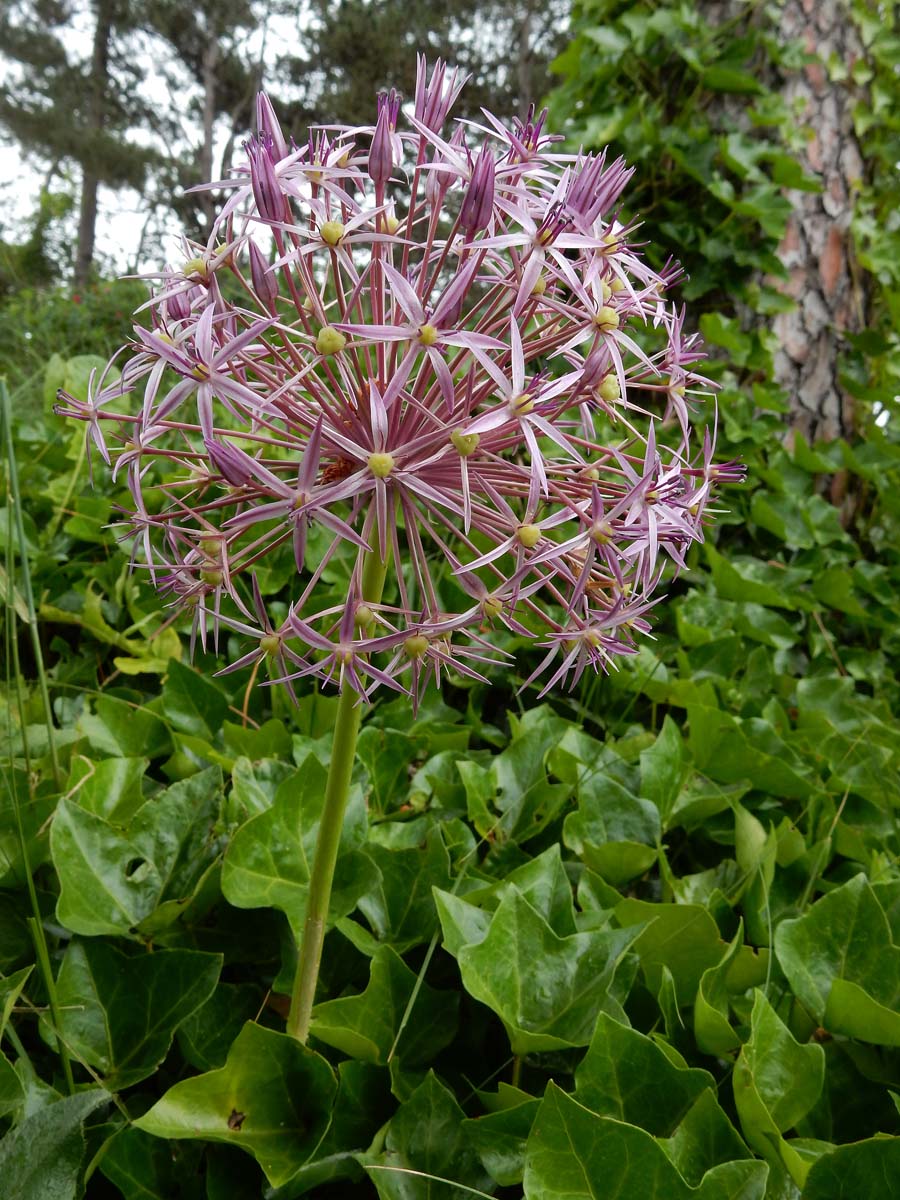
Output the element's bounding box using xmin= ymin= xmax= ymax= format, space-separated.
xmin=2 ymin=329 xmax=900 ymax=1200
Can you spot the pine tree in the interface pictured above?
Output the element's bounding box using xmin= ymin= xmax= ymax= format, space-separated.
xmin=279 ymin=0 xmax=568 ymax=131
xmin=0 ymin=0 xmax=158 ymax=284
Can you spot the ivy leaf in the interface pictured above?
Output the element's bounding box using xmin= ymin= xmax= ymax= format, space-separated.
xmin=802 ymin=1137 xmax=900 ymax=1199
xmin=46 ymin=940 xmax=221 ymax=1089
xmin=176 ymin=981 xmax=263 ymax=1071
xmin=733 ymin=991 xmax=824 ymax=1187
xmin=356 ymin=726 xmax=425 ymax=813
xmin=774 ymin=874 xmax=900 ymax=1043
xmin=522 ymin=1083 xmax=767 ymax=1200
xmin=694 ymin=924 xmax=745 ymax=1057
xmin=574 ymin=1013 xmax=714 ymax=1134
xmin=219 ymin=718 xmax=292 ymax=762
xmin=0 ymin=1089 xmax=109 ymax=1200
xmin=364 ymin=1070 xmax=492 ymax=1200
xmin=221 ymin=756 xmax=378 ymax=940
xmin=0 ymin=964 xmax=31 ymax=1037
xmin=0 ymin=1048 xmax=24 ymax=1118
xmin=463 ymin=1097 xmax=540 ymax=1187
xmin=81 ymin=695 xmax=172 ymax=760
xmin=481 ymin=844 xmax=577 ymax=936
xmin=658 ymin=1090 xmax=757 ymax=1188
xmin=161 ymin=659 xmax=229 ymax=739
xmin=640 ymin=716 xmax=686 ymax=828
xmin=99 ymin=1127 xmax=194 ymax=1199
xmin=357 ymin=827 xmax=452 ymax=951
xmin=563 ymin=773 xmax=659 ymax=885
xmin=614 ymin=899 xmax=725 ymax=1004
xmin=135 ymin=1022 xmax=336 ymax=1188
xmin=51 ymin=766 xmax=222 ymax=937
xmin=64 ymin=755 xmax=148 ymax=822
xmin=310 ymin=945 xmax=458 ymax=1066
xmin=437 ymin=887 xmax=640 ymax=1054
xmin=228 ymin=757 xmax=296 ymax=822
xmin=267 ymin=1061 xmax=392 ymax=1197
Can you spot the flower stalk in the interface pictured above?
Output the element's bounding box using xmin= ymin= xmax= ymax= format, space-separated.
xmin=287 ymin=527 xmax=391 ymax=1042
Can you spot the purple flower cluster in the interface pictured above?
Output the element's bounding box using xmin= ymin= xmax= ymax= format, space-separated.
xmin=58 ymin=57 xmax=742 ymax=704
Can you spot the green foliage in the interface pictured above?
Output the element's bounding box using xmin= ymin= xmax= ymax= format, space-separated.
xmin=2 ymin=0 xmax=900 ymax=1191
xmin=4 ymin=329 xmax=900 ymax=1191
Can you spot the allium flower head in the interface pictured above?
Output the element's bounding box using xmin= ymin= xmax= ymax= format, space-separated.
xmin=58 ymin=58 xmax=742 ymax=705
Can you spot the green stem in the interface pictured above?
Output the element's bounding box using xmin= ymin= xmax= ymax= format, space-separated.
xmin=27 ymin=917 xmax=75 ymax=1094
xmin=287 ymin=532 xmax=391 ymax=1042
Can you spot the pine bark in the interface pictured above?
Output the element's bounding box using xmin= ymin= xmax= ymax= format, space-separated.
xmin=770 ymin=0 xmax=866 ymax=442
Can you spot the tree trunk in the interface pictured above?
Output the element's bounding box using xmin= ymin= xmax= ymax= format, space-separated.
xmin=516 ymin=0 xmax=534 ymax=119
xmin=770 ymin=0 xmax=866 ymax=442
xmin=75 ymin=0 xmax=113 ymax=287
xmin=197 ymin=34 xmax=219 ymax=237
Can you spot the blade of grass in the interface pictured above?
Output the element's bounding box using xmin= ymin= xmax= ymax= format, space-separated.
xmin=3 ymin=390 xmax=73 ymax=1093
xmin=1 ymin=377 xmax=61 ymax=786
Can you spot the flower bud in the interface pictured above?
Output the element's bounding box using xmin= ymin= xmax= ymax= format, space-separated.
xmin=166 ymin=284 xmax=192 ymax=322
xmin=207 ymin=440 xmax=253 ymax=487
xmin=247 ymin=137 xmax=284 ymax=223
xmin=248 ymin=240 xmax=278 ymax=311
xmin=369 ymin=91 xmax=399 ymax=190
xmin=459 ymin=146 xmax=495 ymax=233
xmin=256 ymin=93 xmax=289 ymax=162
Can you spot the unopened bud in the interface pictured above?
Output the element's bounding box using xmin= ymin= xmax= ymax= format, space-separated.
xmin=248 ymin=240 xmax=278 ymax=311
xmin=256 ymin=93 xmax=288 ymax=162
xmin=459 ymin=146 xmax=495 ymax=233
xmin=368 ymin=93 xmax=397 ymax=189
xmin=166 ymin=288 xmax=192 ymax=321
xmin=247 ymin=137 xmax=284 ymax=222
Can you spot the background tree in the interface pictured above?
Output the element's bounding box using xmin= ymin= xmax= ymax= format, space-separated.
xmin=144 ymin=0 xmax=280 ymax=240
xmin=279 ymin=0 xmax=568 ymax=129
xmin=0 ymin=0 xmax=159 ymax=284
xmin=547 ymin=0 xmax=898 ymax=440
